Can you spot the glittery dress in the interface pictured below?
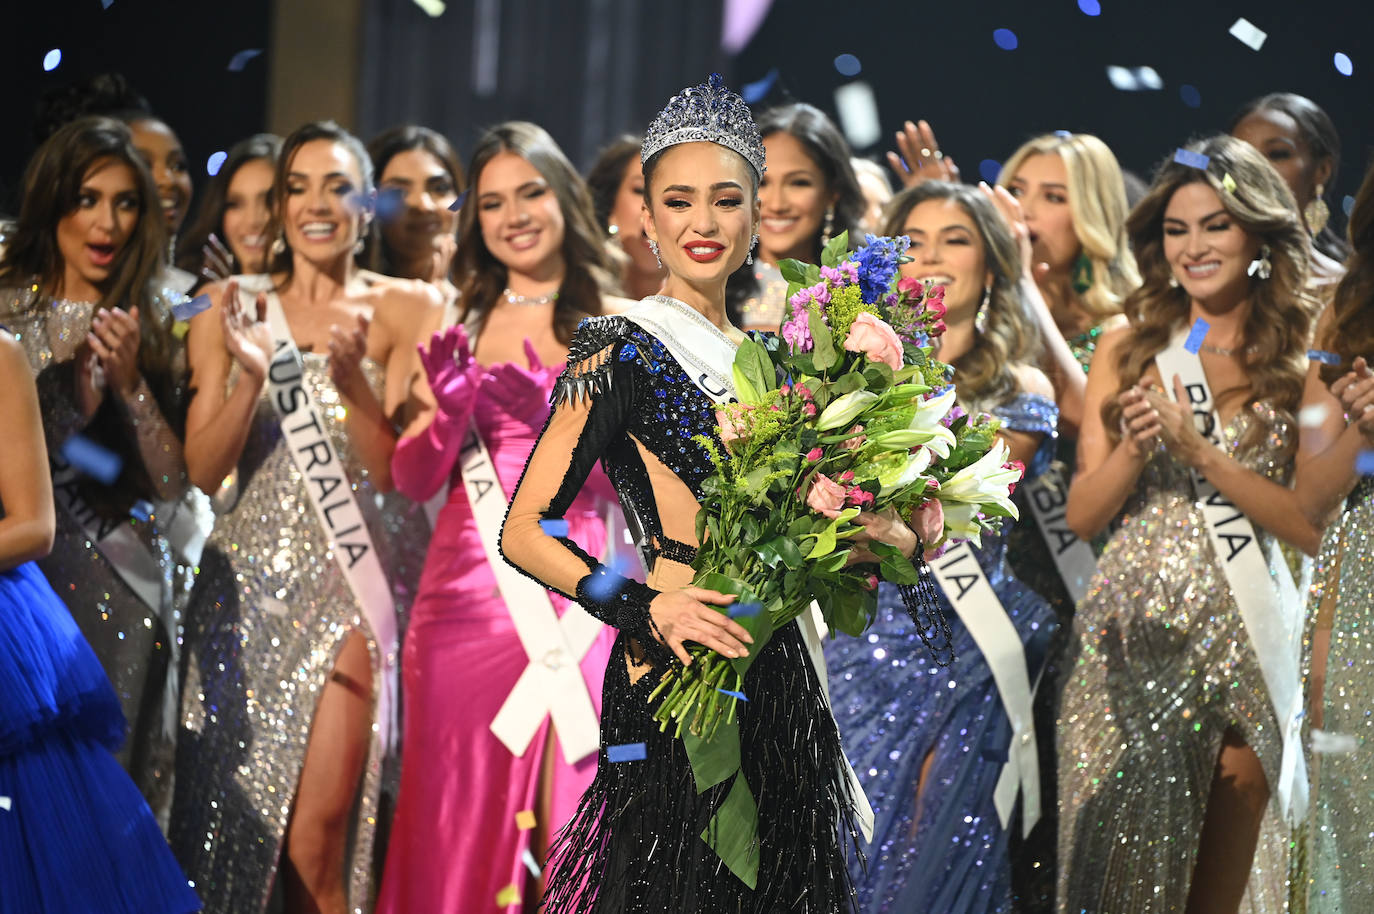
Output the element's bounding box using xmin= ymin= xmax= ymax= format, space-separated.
xmin=0 ymin=284 xmax=199 ymax=825
xmin=1058 ymin=402 xmax=1298 ymax=913
xmin=501 ymin=313 xmax=863 ymax=912
xmin=737 ymin=262 xmax=790 ymax=332
xmin=0 ymin=559 xmax=201 ymax=913
xmin=376 ymin=359 xmax=616 ymax=914
xmin=1304 ymin=475 xmax=1374 ymax=912
xmin=171 ymin=351 xmax=424 ymax=914
xmin=825 ymin=392 xmax=1060 ymax=913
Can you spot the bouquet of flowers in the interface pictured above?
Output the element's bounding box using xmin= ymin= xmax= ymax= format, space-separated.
xmin=659 ymin=232 xmax=1023 ymax=884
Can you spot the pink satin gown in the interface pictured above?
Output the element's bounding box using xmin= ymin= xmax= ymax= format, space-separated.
xmin=378 ymin=364 xmax=617 ymax=914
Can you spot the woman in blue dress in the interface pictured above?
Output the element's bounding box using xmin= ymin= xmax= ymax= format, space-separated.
xmin=826 ymin=181 xmax=1059 ymax=913
xmin=0 ymin=324 xmax=199 ymax=913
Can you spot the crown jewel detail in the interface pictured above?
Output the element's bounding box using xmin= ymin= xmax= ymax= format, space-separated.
xmin=641 ymin=73 xmax=765 ymax=180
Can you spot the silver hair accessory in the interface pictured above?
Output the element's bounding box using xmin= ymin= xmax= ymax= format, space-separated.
xmin=641 ymin=73 xmax=766 ymax=181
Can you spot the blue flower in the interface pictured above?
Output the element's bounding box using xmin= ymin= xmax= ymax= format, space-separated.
xmin=849 ymin=234 xmax=910 ymax=304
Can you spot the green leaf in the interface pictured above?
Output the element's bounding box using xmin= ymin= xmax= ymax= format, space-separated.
xmin=806 ymin=525 xmax=837 ymax=560
xmin=755 ymin=534 xmax=804 ymax=569
xmin=821 ymin=230 xmax=851 ymax=268
xmin=803 ymin=263 xmax=822 ymax=286
xmin=731 ymin=363 xmax=761 ymax=406
xmin=778 ymin=259 xmax=810 ymax=285
xmin=683 ymin=715 xmax=741 ymax=793
xmin=734 ymin=338 xmax=775 ymax=403
xmin=829 ymin=372 xmax=868 ymax=395
xmin=809 ymin=310 xmax=836 ymax=371
xmin=700 ymin=772 xmax=760 ymax=889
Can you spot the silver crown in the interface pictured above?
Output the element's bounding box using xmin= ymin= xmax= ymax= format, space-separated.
xmin=641 ymin=73 xmax=765 ymax=180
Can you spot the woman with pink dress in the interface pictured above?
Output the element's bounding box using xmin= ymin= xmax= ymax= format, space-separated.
xmin=378 ymin=121 xmax=624 ymax=913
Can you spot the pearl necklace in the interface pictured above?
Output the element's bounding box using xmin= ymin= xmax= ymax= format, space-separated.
xmin=503 ymin=287 xmax=559 ymax=307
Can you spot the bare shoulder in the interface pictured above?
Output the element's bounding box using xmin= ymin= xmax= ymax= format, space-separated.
xmin=599 ymin=294 xmax=638 ymax=315
xmin=1009 ymin=362 xmax=1055 ymax=400
xmin=0 ymin=329 xmax=34 ymax=388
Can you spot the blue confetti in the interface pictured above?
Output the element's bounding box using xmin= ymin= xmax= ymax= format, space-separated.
xmin=42 ymin=49 xmax=61 ymax=72
xmin=447 ymin=189 xmax=468 ymax=213
xmin=606 ymin=742 xmax=646 ymax=763
xmin=1183 ymin=318 xmax=1210 ymax=355
xmin=833 ymin=54 xmax=861 ymax=77
xmin=227 ymin=49 xmax=263 ymax=72
xmin=1356 ymin=451 xmax=1374 ymax=476
xmin=582 ymin=568 xmax=619 ymax=603
xmin=1345 ymin=195 xmax=1356 ymax=217
xmin=1077 ymin=0 xmax=1101 ymax=14
xmin=101 ymin=0 xmax=113 ymax=7
xmin=1180 ymin=84 xmax=1202 ymax=109
xmin=1173 ymin=148 xmax=1210 ymax=170
xmin=539 ymin=519 xmax=570 ymax=537
xmin=206 ymin=151 xmax=228 ymax=177
xmin=1334 ymin=52 xmax=1353 ymax=77
xmin=172 ymin=294 xmax=213 ymax=322
xmin=1307 ymin=349 xmax=1341 ymax=366
xmin=129 ymin=500 xmax=154 ymax=522
xmin=978 ymin=159 xmax=1002 ymax=184
xmin=992 ymin=29 xmax=1018 ymax=51
xmin=1054 ymin=130 xmax=1072 ymax=139
xmin=727 ymin=602 xmax=762 ymax=619
xmin=717 ymin=688 xmax=749 ymax=702
xmin=61 ymin=434 xmax=122 ymax=484
xmin=375 ymin=187 xmax=406 ymax=222
xmin=739 ymin=68 xmax=780 ymax=105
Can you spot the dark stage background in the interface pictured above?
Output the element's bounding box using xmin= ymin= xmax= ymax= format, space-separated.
xmin=4 ymin=0 xmax=1370 ymax=231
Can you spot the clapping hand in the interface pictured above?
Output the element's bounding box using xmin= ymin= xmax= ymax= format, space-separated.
xmin=886 ymin=120 xmax=960 ymax=189
xmin=1139 ymin=376 xmax=1212 ymax=467
xmin=328 ymin=313 xmax=371 ymax=397
xmin=221 ymin=280 xmax=273 ymax=381
xmin=200 ymin=233 xmax=236 ymax=284
xmin=86 ymin=305 xmax=142 ymax=399
xmin=485 ymin=339 xmax=558 ymax=428
xmin=419 ymin=324 xmax=482 ymax=419
xmin=1331 ymin=355 xmax=1374 ymax=440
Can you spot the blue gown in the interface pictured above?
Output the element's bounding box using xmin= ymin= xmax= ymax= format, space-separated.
xmin=0 ymin=561 xmax=200 ymax=914
xmin=825 ymin=392 xmax=1059 ymax=914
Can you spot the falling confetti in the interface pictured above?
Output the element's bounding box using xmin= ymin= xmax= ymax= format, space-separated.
xmin=1228 ymin=17 xmax=1267 ymax=51
xmin=1173 ymin=148 xmax=1210 ymax=170
xmin=129 ymin=499 xmax=155 ymax=522
xmin=172 ymin=294 xmax=213 ymax=322
xmin=1183 ymin=318 xmax=1210 ymax=355
xmin=521 ymin=848 xmax=543 ymax=879
xmin=514 ymin=809 xmax=536 ymax=831
xmin=61 ymin=434 xmax=123 ymax=484
xmin=413 ymin=0 xmax=446 ymax=15
xmin=978 ymin=159 xmax=1002 ymax=183
xmin=207 ymin=151 xmax=228 ymax=177
xmin=1106 ymin=65 xmax=1163 ymax=91
xmin=740 ymin=68 xmax=780 ymax=105
xmin=727 ymin=601 xmax=762 ymax=619
xmin=833 ymin=54 xmax=861 ymax=77
xmin=717 ymin=688 xmax=749 ymax=702
xmin=1180 ymin=84 xmax=1202 ymax=109
xmin=1307 ymin=349 xmax=1341 ymax=365
xmin=992 ymin=29 xmax=1018 ymax=51
xmin=43 ymin=49 xmax=62 ymax=72
xmin=1333 ymin=52 xmax=1353 ymax=77
xmin=606 ymin=742 xmax=647 ymax=763
xmin=0 ymin=796 xmax=11 ymax=811
xmin=1221 ymin=173 xmax=1237 ymax=194
xmin=1356 ymin=451 xmax=1374 ymax=476
xmin=1298 ymin=404 xmax=1330 ymax=428
xmin=1077 ymin=0 xmax=1101 ymax=15
xmin=495 ymin=883 xmax=521 ymax=906
xmin=447 ymin=190 xmax=468 ymax=212
xmin=227 ymin=49 xmax=263 ymax=72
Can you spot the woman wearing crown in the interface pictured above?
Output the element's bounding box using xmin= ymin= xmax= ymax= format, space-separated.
xmin=499 ymin=76 xmax=912 ymax=911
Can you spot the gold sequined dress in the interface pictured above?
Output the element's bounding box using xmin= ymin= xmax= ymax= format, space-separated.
xmin=1058 ymin=402 xmax=1298 ymax=913
xmin=0 ymin=283 xmax=199 ymax=826
xmin=1304 ymin=475 xmax=1374 ymax=912
xmin=170 ymin=351 xmax=424 ymax=914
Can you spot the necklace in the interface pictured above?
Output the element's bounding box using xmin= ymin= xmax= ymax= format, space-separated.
xmin=503 ymin=287 xmax=559 ymax=307
xmin=1197 ymin=341 xmax=1259 ymax=357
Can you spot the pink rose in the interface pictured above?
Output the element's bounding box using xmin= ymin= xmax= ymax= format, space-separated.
xmin=864 ymin=574 xmax=879 ymax=591
xmin=839 ymin=470 xmax=855 ymax=483
xmin=715 ymin=406 xmax=750 ymax=451
xmin=840 ymin=424 xmax=866 ymax=449
xmin=924 ymin=296 xmax=947 ymax=321
xmin=911 ymin=498 xmax=945 ymax=549
xmin=1004 ymin=459 xmax=1026 ymax=496
xmin=897 ymin=275 xmax=923 ymax=297
xmin=806 ymin=447 xmax=824 ymax=463
xmin=843 ymin=312 xmax=904 ymax=370
xmin=803 ymin=402 xmax=817 ymax=418
xmin=844 ymin=487 xmax=874 ymax=507
xmin=805 ymin=472 xmax=848 ymax=518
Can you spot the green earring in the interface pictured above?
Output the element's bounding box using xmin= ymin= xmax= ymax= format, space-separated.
xmin=1071 ymin=252 xmax=1094 ymax=295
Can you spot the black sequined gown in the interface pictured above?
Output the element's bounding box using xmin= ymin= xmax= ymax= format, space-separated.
xmin=501 ymin=315 xmax=862 ymax=913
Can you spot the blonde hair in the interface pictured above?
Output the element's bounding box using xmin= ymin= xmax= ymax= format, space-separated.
xmin=1103 ymin=135 xmax=1311 ymax=449
xmin=998 ymin=133 xmax=1140 ymax=320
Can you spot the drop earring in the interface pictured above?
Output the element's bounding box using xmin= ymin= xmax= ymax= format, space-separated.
xmin=648 ymin=238 xmax=661 ymax=267
xmin=974 ymin=283 xmax=992 ymax=334
xmin=1247 ymin=243 xmax=1273 ymax=280
xmin=746 ymin=232 xmax=759 ymax=266
xmin=1304 ymin=184 xmax=1330 ymax=236
xmin=354 ymin=236 xmax=366 ymax=256
xmin=1168 ymin=273 xmax=1180 ymax=289
xmin=819 ymin=206 xmax=835 ymax=248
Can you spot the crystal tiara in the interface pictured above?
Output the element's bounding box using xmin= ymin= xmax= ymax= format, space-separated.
xmin=641 ymin=73 xmax=766 ymax=181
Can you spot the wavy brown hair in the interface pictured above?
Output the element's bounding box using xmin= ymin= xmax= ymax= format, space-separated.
xmin=998 ymin=133 xmax=1140 ymax=321
xmin=882 ymin=181 xmax=1042 ymax=413
xmin=1104 ymin=135 xmax=1312 ymax=448
xmin=175 ymin=133 xmax=282 ymax=276
xmin=454 ymin=122 xmax=612 ymax=344
xmin=1318 ymin=154 xmax=1374 ymax=384
xmin=0 ymin=115 xmax=172 ymax=374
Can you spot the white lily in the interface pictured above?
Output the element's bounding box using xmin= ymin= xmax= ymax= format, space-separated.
xmin=816 ymin=390 xmax=879 ymax=431
xmin=907 ymin=387 xmax=958 ymax=457
xmin=940 ymin=502 xmax=987 ymax=547
xmin=939 ymin=438 xmax=1021 ymax=519
xmin=877 ymin=445 xmax=934 ymax=496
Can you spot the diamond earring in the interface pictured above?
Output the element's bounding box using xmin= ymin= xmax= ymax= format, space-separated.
xmin=819 ymin=206 xmax=835 ymax=248
xmin=974 ymin=283 xmax=992 ymax=334
xmin=648 ymin=238 xmax=661 ymax=267
xmin=1247 ymin=243 xmax=1273 ymax=280
xmin=746 ymin=232 xmax=759 ymax=266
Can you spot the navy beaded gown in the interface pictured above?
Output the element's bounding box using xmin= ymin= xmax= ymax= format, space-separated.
xmin=501 ymin=312 xmax=864 ymax=913
xmin=0 ymin=559 xmax=201 ymax=913
xmin=825 ymin=392 xmax=1059 ymax=914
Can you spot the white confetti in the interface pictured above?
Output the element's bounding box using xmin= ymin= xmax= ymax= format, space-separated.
xmin=1298 ymin=404 xmax=1330 ymax=428
xmin=0 ymin=796 xmax=11 ymax=811
xmin=413 ymin=0 xmax=446 ymax=15
xmin=521 ymin=847 xmax=543 ymax=878
xmin=1106 ymin=66 xmax=1163 ymax=91
xmin=1228 ymin=17 xmax=1267 ymax=51
xmin=833 ymin=81 xmax=882 ymax=149
xmin=1310 ymin=729 xmax=1359 ymax=754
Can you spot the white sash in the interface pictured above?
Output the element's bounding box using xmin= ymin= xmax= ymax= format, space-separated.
xmin=1156 ymin=326 xmax=1308 ymax=821
xmin=462 ymin=420 xmax=604 ymax=765
xmin=262 ymin=293 xmax=400 ymax=751
xmin=623 ymin=295 xmax=876 ymax=842
xmin=930 ymin=540 xmax=1041 ymax=836
xmin=1023 ymin=466 xmax=1097 ymax=603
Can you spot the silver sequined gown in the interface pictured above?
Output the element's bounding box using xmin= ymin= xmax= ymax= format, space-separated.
xmin=0 ymin=284 xmax=198 ymax=826
xmin=170 ymin=354 xmax=425 ymax=914
xmin=1304 ymin=475 xmax=1374 ymax=912
xmin=1058 ymin=402 xmax=1298 ymax=913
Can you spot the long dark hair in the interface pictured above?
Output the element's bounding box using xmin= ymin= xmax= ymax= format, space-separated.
xmin=453 ymin=121 xmax=612 ymax=344
xmin=175 ymin=133 xmax=282 ymax=275
xmin=586 ymin=135 xmax=641 ymax=232
xmin=1319 ymin=155 xmax=1374 ymax=384
xmin=265 ymin=121 xmax=375 ymax=284
xmin=363 ymin=125 xmax=465 ymax=275
xmin=1229 ymin=92 xmax=1350 ymax=262
xmin=1104 ymin=135 xmax=1311 ymax=448
xmin=0 ymin=116 xmax=173 ymax=374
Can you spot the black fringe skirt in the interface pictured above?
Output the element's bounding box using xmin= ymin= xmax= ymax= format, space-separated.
xmin=542 ymin=621 xmax=863 ymax=913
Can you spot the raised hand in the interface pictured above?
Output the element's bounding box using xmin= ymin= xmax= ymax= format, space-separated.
xmin=648 ymin=586 xmax=753 ymax=665
xmin=428 ymin=233 xmax=457 ymax=286
xmin=200 ymin=233 xmax=236 ymax=284
xmin=420 ymin=324 xmax=482 ymax=418
xmin=327 ymin=313 xmax=371 ymax=396
xmin=1138 ymin=377 xmax=1212 ymax=468
xmin=86 ymin=305 xmax=142 ymax=399
xmin=1331 ymin=356 xmax=1374 ymax=438
xmin=1117 ymin=385 xmax=1162 ymax=459
xmin=886 ymin=119 xmax=960 ymax=189
xmin=485 ymin=338 xmax=559 ymax=427
xmin=221 ymin=281 xmax=273 ymax=381
xmin=978 ymin=181 xmax=1043 ymax=279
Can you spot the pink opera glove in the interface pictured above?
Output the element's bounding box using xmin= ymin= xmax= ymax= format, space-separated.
xmin=484 ymin=338 xmax=559 ymax=430
xmin=391 ymin=325 xmax=484 ymax=501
